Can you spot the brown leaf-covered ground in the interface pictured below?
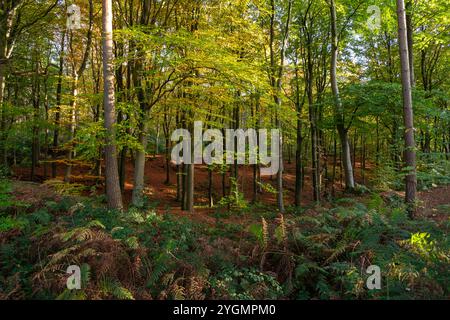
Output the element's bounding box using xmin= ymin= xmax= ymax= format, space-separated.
xmin=11 ymin=156 xmax=450 ymax=224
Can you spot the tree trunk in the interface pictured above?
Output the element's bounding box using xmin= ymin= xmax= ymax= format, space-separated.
xmin=184 ymin=119 xmax=194 ymax=213
xmin=406 ymin=0 xmax=414 ymax=86
xmin=31 ymin=59 xmax=40 ymax=181
xmin=64 ymin=75 xmax=78 ymax=182
xmin=0 ymin=56 xmax=7 ymax=166
xmin=0 ymin=12 xmax=10 ymax=167
xmin=165 ymin=136 xmax=170 ymax=185
xmin=232 ymin=98 xmax=240 ymax=180
xmin=269 ymin=0 xmax=291 ymax=213
xmin=0 ymin=60 xmax=4 ymax=105
xmin=361 ymin=134 xmax=366 ymax=185
xmin=332 ymin=135 xmax=337 ymax=196
xmin=295 ymin=116 xmax=303 ymax=207
xmin=102 ymin=0 xmax=123 ymax=210
xmin=252 ymin=95 xmax=260 ymax=203
xmin=43 ymin=78 xmax=50 ymax=179
xmin=119 ymin=147 xmax=127 ymax=191
xmin=306 ymin=50 xmax=320 ymax=201
xmin=310 ymin=108 xmax=320 ymax=201
xmin=396 ymin=0 xmax=417 ymax=216
xmin=0 ymin=64 xmax=5 ymax=111
xmin=294 ymin=66 xmax=304 ymax=207
xmin=185 ymin=162 xmax=194 ymax=213
xmin=329 ymin=0 xmax=355 ymax=191
xmin=176 ymin=164 xmax=182 ymax=201
xmin=52 ymin=31 xmax=66 ymax=178
xmin=132 ymin=120 xmax=148 ymax=207
xmin=208 ymin=167 xmax=213 ymax=208
xmin=338 ymin=128 xmax=355 ymax=190
xmin=154 ymin=122 xmax=160 ymax=158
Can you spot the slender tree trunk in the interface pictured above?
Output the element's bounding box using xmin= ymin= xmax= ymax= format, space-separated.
xmin=0 ymin=59 xmax=4 ymax=94
xmin=406 ymin=0 xmax=414 ymax=86
xmin=185 ymin=162 xmax=194 ymax=213
xmin=376 ymin=116 xmax=380 ymax=166
xmin=252 ymin=162 xmax=258 ymax=202
xmin=64 ymin=74 xmax=78 ymax=182
xmin=233 ymin=97 xmax=240 ymax=180
xmin=177 ymin=163 xmax=182 ymax=201
xmin=31 ymin=59 xmax=40 ymax=181
xmin=208 ymin=167 xmax=213 ymax=208
xmin=397 ymin=0 xmax=417 ymax=216
xmin=295 ymin=119 xmax=303 ymax=207
xmin=222 ymin=169 xmax=227 ymax=199
xmin=102 ymin=0 xmax=123 ymax=210
xmin=352 ymin=133 xmax=356 ymax=169
xmin=269 ymin=0 xmax=291 ymax=213
xmin=329 ymin=0 xmax=355 ymax=191
xmin=252 ymin=95 xmax=260 ymax=203
xmin=175 ymin=111 xmax=182 ymax=201
xmin=43 ymin=79 xmax=49 ymax=179
xmin=0 ymin=64 xmax=5 ymax=111
xmin=0 ymin=56 xmax=7 ymax=166
xmin=0 ymin=22 xmax=9 ymax=167
xmin=184 ymin=117 xmax=194 ymax=213
xmin=165 ymin=136 xmax=170 ymax=185
xmin=361 ymin=134 xmax=366 ymax=185
xmin=154 ymin=122 xmax=160 ymax=158
xmin=64 ymin=1 xmax=93 ymax=181
xmin=115 ymin=57 xmax=127 ymax=191
xmin=309 ymin=95 xmax=320 ymax=201
xmin=181 ymin=163 xmax=186 ymax=207
xmin=221 ymin=127 xmax=227 ymax=198
xmin=294 ymin=70 xmax=304 ymax=207
xmin=52 ymin=31 xmax=66 ymax=178
xmin=132 ymin=120 xmax=148 ymax=207
xmin=119 ymin=147 xmax=127 ymax=191
xmin=338 ymin=129 xmax=354 ymax=189
xmin=332 ymin=135 xmax=337 ymax=196
xmin=306 ymin=52 xmax=320 ymax=202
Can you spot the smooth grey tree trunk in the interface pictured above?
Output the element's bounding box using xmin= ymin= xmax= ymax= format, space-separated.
xmin=132 ymin=121 xmax=148 ymax=207
xmin=102 ymin=0 xmax=123 ymax=210
xmin=396 ymin=0 xmax=417 ymax=216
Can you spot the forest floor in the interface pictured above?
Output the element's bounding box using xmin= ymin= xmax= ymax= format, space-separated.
xmin=3 ymin=157 xmax=449 ymax=300
xmin=10 ymin=155 xmax=450 ymax=224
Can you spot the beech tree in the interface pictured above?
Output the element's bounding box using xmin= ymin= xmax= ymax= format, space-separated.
xmin=102 ymin=0 xmax=123 ymax=210
xmin=396 ymin=0 xmax=417 ymax=215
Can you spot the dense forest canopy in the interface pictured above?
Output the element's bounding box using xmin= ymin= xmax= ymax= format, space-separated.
xmin=0 ymin=0 xmax=448 ymax=301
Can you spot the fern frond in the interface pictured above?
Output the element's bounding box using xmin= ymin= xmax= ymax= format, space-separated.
xmin=100 ymin=277 xmax=134 ymax=300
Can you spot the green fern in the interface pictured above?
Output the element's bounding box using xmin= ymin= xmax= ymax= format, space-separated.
xmin=100 ymin=277 xmax=134 ymax=300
